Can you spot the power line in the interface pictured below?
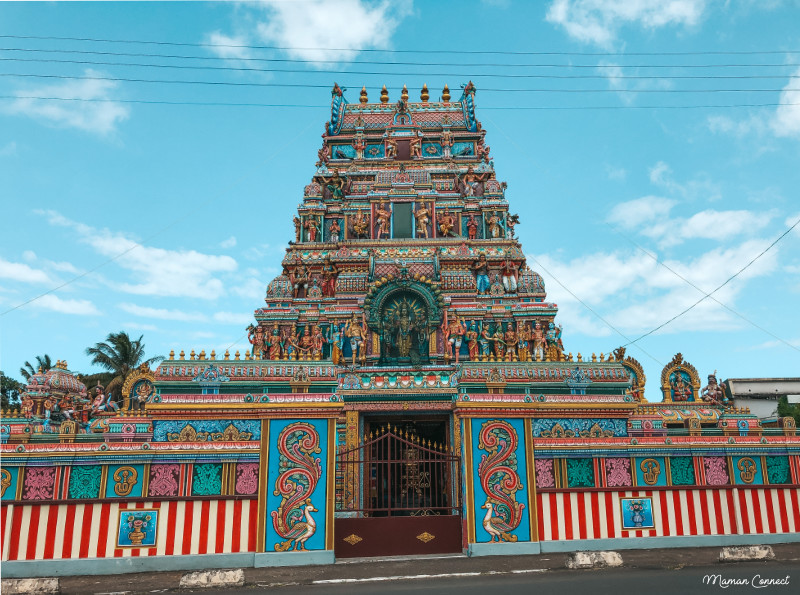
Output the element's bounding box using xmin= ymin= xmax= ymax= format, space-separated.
xmin=3 ymin=95 xmax=798 ymax=111
xmin=624 ymin=216 xmax=800 ymax=347
xmin=3 ymin=57 xmax=800 ymax=78
xmin=605 ymin=223 xmax=800 ymax=353
xmin=2 ymin=34 xmax=799 ymax=57
xmin=3 ymin=46 xmax=800 ymax=71
xmin=3 ymin=72 xmax=798 ymax=94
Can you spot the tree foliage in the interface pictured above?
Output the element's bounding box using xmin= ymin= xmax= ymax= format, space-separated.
xmin=777 ymin=395 xmax=800 ymax=425
xmin=1 ymin=371 xmax=24 ymax=408
xmin=85 ymin=332 xmax=163 ymax=399
xmin=19 ymin=354 xmax=53 ymax=382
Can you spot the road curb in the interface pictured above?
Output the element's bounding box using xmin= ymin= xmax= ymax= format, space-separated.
xmin=566 ymin=551 xmax=624 ymax=569
xmin=1 ymin=578 xmax=60 ymax=594
xmin=719 ymin=545 xmax=775 ymax=562
xmin=179 ymin=569 xmax=245 ymax=589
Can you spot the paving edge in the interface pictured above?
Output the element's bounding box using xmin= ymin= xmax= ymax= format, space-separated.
xmin=566 ymin=551 xmax=624 ymax=569
xmin=719 ymin=545 xmax=776 ymax=562
xmin=1 ymin=578 xmax=60 ymax=595
xmin=179 ymin=569 xmax=245 ymax=589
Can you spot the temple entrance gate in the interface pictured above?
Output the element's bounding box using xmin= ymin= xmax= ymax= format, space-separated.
xmin=334 ymin=420 xmax=463 ymax=558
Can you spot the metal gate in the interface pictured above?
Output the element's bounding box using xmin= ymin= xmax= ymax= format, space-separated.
xmin=334 ymin=424 xmax=462 ymax=557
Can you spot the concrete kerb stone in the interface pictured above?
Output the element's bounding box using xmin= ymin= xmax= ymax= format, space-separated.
xmin=565 ymin=551 xmax=624 ymax=569
xmin=1 ymin=578 xmax=60 ymax=594
xmin=179 ymin=569 xmax=246 ymax=589
xmin=719 ymin=545 xmax=775 ymax=563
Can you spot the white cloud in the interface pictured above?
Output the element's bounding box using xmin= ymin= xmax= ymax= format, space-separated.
xmin=3 ymin=69 xmax=130 ymax=135
xmin=220 ymin=236 xmax=237 ymax=249
xmin=0 ymin=141 xmax=17 ymax=156
xmin=122 ymin=321 xmax=159 ymax=332
xmin=607 ymin=196 xmax=676 ymax=229
xmin=707 ymin=113 xmax=769 ymax=138
xmin=118 ymin=303 xmax=207 ymax=322
xmin=212 ymin=311 xmax=253 ymax=325
xmin=605 ymin=165 xmax=627 ymax=181
xmin=38 ymin=210 xmax=238 ymax=299
xmin=646 ymin=160 xmax=721 ymax=201
xmin=230 ymin=277 xmax=264 ymax=300
xmin=32 ymin=294 xmax=100 ymax=316
xmin=0 ymin=258 xmax=52 ymax=284
xmin=530 ymin=238 xmax=779 ymax=337
xmin=214 ymin=0 xmax=412 ymax=65
xmin=546 ymin=0 xmax=706 ymax=47
xmin=772 ymin=67 xmax=800 ymax=138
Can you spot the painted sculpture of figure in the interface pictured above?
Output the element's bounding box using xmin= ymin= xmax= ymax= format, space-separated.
xmin=467 ymin=214 xmax=479 ymax=240
xmin=517 ymin=322 xmax=531 ymax=362
xmin=491 ymin=324 xmax=506 ymax=360
xmin=298 ymin=327 xmax=314 ymax=360
xmin=701 ymin=371 xmax=727 ymax=407
xmin=268 ymin=324 xmax=284 ymax=360
xmin=312 ymin=325 xmax=327 ymax=360
xmin=247 ymin=324 xmax=265 ymax=359
xmin=671 ymin=372 xmax=693 ymax=402
xmin=293 ymin=216 xmax=302 ymax=243
xmin=321 ymin=257 xmax=338 ymax=297
xmin=317 ymin=144 xmax=329 ymax=165
xmin=409 ymin=132 xmax=422 ymax=159
xmin=457 ymin=166 xmax=487 ymax=197
xmin=328 ymin=219 xmax=341 ymax=243
xmin=414 ymin=202 xmax=431 ymax=238
xmin=437 ymin=208 xmax=457 ymax=237
xmin=500 ymin=259 xmax=518 ymax=294
xmin=393 ymin=303 xmax=417 ymax=358
xmin=351 ymin=209 xmax=369 ymax=238
xmin=506 ymin=213 xmax=520 ymax=239
xmin=441 ymin=312 xmax=467 ymax=363
xmin=353 ymin=134 xmax=366 ymax=160
xmin=320 ymin=168 xmax=347 ymax=200
xmin=375 ymin=200 xmax=392 ymax=239
xmin=345 ymin=313 xmax=368 ymax=365
xmin=504 ymin=324 xmax=517 ymax=361
xmin=291 ymin=264 xmax=310 ymax=298
xmin=283 ymin=325 xmax=299 ymax=360
xmin=329 ymin=322 xmax=345 ymax=365
xmin=546 ymin=323 xmax=564 ymax=362
xmin=441 ymin=128 xmax=453 ymax=158
xmin=487 ymin=212 xmax=503 ymax=239
xmin=466 ymin=322 xmax=480 ymax=361
xmin=21 ymin=394 xmax=34 ymax=419
xmin=304 ymin=216 xmax=320 ymax=242
xmin=479 ymin=323 xmax=493 ymax=360
xmin=471 ymin=254 xmax=491 ymax=295
xmin=532 ymin=321 xmax=545 ymax=361
xmin=385 ymin=136 xmax=398 ymax=159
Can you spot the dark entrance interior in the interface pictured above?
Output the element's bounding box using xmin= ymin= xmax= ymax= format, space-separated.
xmin=335 ymin=416 xmax=462 ymax=557
xmin=395 ymin=140 xmax=410 ymax=160
xmin=392 ymin=202 xmax=413 ymax=239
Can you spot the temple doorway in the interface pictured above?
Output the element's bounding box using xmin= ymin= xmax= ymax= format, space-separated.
xmin=334 ymin=416 xmax=462 ymax=558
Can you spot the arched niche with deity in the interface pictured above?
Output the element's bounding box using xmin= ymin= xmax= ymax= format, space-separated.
xmin=660 ymin=353 xmax=701 ymax=403
xmin=363 ymin=269 xmax=445 ymax=366
xmin=613 ymin=346 xmax=647 ymax=402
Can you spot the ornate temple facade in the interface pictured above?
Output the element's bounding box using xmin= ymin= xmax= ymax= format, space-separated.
xmin=2 ymin=83 xmax=798 ymax=576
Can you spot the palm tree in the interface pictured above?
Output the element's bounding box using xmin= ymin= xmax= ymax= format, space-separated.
xmin=85 ymin=332 xmax=163 ymax=401
xmin=19 ymin=354 xmax=53 ymax=382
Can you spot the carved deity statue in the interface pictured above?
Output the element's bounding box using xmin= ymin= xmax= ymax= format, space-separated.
xmin=442 ymin=312 xmax=467 ymax=363
xmin=701 ymin=371 xmax=727 ymax=407
xmin=375 ymin=200 xmax=392 ymax=239
xmin=247 ymin=324 xmax=265 ymax=359
xmin=487 ymin=212 xmax=504 ymax=239
xmin=466 ymin=323 xmax=480 ymax=361
xmin=293 ymin=216 xmax=302 ymax=243
xmin=345 ymin=313 xmax=368 ymax=365
xmin=414 ymin=202 xmax=431 ymax=238
xmin=291 ymin=264 xmax=310 ymax=298
xmin=268 ymin=324 xmax=283 ymax=360
xmin=321 ymin=257 xmax=338 ymax=297
xmin=467 ymin=214 xmax=479 ymax=240
xmin=328 ymin=218 xmax=341 ymax=243
xmin=437 ymin=208 xmax=457 ymax=237
xmin=351 ymin=209 xmax=369 ymax=238
xmin=304 ymin=216 xmax=320 ymax=242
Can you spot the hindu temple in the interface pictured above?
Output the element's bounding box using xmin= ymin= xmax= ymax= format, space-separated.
xmin=1 ymin=83 xmax=798 ymax=576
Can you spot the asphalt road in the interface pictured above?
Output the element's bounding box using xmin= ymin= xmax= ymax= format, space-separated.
xmin=189 ymin=561 xmax=799 ymax=595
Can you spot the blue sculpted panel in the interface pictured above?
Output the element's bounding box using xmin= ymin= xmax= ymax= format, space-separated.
xmin=451 ymin=141 xmax=474 ymax=157
xmin=531 ymin=418 xmax=627 ymax=438
xmin=421 ymin=142 xmax=442 ymax=158
xmin=364 ymin=144 xmax=385 ymax=159
xmin=153 ymin=420 xmax=261 ymax=442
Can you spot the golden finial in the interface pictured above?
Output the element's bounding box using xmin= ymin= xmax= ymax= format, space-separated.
xmin=169 ymin=350 xmax=175 ymax=359
xmin=370 ymin=430 xmax=374 ymax=439
xmin=189 ymin=350 xmax=196 ymax=360
xmin=380 ymin=85 xmax=389 ymax=103
xmin=224 ymin=350 xmax=230 ymax=360
xmin=401 ymin=84 xmax=408 ymax=101
xmin=577 ymin=353 xmax=582 ymax=362
xmin=179 ymin=350 xmax=185 ymax=359
xmin=234 ymin=350 xmax=240 ymax=360
xmin=360 ymin=86 xmax=368 ymax=103
xmin=199 ymin=350 xmax=206 ymax=360
xmin=591 ymin=353 xmax=597 ymax=362
xmin=442 ymin=84 xmax=450 ymax=102
xmin=210 ymin=350 xmax=216 ymax=360
xmin=600 ymin=352 xmax=605 ymax=362
xmin=421 ymin=83 xmax=429 ymax=102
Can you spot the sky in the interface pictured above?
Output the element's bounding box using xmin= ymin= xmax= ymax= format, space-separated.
xmin=1 ymin=0 xmax=799 ymax=399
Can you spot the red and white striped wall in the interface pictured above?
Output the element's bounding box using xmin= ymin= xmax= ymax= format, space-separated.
xmin=1 ymin=499 xmax=258 ymax=561
xmin=537 ymin=488 xmax=799 ymax=541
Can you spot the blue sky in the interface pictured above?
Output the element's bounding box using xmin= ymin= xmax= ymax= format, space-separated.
xmin=1 ymin=0 xmax=799 ymax=397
